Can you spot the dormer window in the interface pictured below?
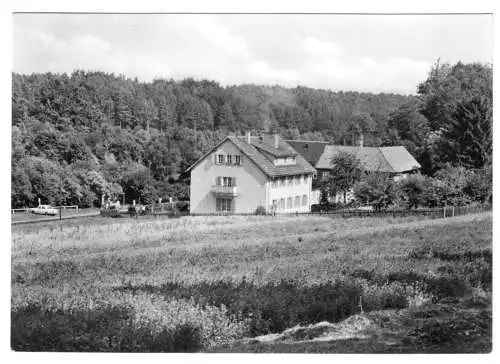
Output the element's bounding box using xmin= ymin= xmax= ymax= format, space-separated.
xmin=274 ymin=156 xmax=296 ymax=166
xmin=215 ymin=153 xmax=242 ymax=166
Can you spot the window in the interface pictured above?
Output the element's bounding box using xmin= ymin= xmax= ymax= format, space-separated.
xmin=294 ymin=196 xmax=300 ymax=207
xmin=302 ymin=195 xmax=308 ymax=206
xmin=287 ymin=177 xmax=293 ymax=186
xmin=274 ymin=157 xmax=296 ymax=166
xmin=217 ymin=154 xmax=225 ymax=164
xmin=227 ymin=155 xmax=232 ymax=164
xmin=279 ymin=178 xmax=285 ymax=187
xmin=294 ymin=176 xmax=300 ymax=185
xmin=234 ymin=155 xmax=241 ymax=165
xmin=271 ymin=179 xmax=277 ymax=188
xmin=287 ymin=197 xmax=293 ymax=209
xmin=216 ymin=177 xmax=235 ymax=186
xmin=216 ymin=198 xmax=232 ymax=212
xmin=279 ymin=198 xmax=285 ymax=210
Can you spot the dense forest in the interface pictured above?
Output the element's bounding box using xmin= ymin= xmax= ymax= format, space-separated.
xmin=11 ymin=61 xmax=492 ymax=208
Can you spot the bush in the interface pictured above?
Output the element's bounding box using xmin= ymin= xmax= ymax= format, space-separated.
xmin=175 ymin=201 xmax=189 ymax=212
xmin=11 ymin=293 xmax=246 ymax=352
xmin=255 ymin=206 xmax=266 ymax=215
xmin=354 ymin=173 xmax=398 ymax=210
xmin=117 ymin=280 xmax=364 ymax=336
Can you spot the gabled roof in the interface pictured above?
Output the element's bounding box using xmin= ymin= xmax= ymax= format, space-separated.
xmin=186 ymin=134 xmax=316 ymax=177
xmin=286 ymin=140 xmax=329 ymax=166
xmin=314 ymin=145 xmax=421 ymax=173
xmin=379 ymin=147 xmax=421 ymax=173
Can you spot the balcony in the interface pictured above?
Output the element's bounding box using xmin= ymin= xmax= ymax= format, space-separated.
xmin=212 ymin=185 xmax=239 ymax=198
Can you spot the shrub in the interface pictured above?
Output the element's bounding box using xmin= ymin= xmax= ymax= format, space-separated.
xmin=254 ymin=206 xmax=266 ymax=215
xmin=117 ymin=280 xmax=364 ymax=336
xmin=11 ymin=293 xmax=247 ymax=352
xmin=354 ymin=173 xmax=398 ymax=210
xmin=175 ymin=201 xmax=189 ymax=212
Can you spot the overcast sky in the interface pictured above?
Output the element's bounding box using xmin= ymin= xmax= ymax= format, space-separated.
xmin=13 ymin=13 xmax=493 ymax=95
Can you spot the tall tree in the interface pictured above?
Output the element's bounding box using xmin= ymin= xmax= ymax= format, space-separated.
xmin=438 ymin=96 xmax=492 ymax=169
xmin=326 ymin=151 xmax=363 ymax=203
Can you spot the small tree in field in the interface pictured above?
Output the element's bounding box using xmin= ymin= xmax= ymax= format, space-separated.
xmin=327 ymin=152 xmax=363 ymax=204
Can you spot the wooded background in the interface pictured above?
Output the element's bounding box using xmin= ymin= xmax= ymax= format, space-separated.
xmin=11 ymin=61 xmax=492 ymax=208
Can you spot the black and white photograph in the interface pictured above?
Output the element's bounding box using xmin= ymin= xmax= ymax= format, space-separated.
xmin=8 ymin=5 xmax=494 ymax=355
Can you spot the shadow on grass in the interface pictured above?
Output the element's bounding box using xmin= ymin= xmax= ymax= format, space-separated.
xmin=11 ymin=303 xmax=202 ymax=352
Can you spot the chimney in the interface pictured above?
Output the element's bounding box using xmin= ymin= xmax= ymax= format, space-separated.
xmin=358 ymin=133 xmax=364 ymax=148
xmin=274 ymin=134 xmax=279 ymax=149
xmin=246 ymin=131 xmax=251 ymax=144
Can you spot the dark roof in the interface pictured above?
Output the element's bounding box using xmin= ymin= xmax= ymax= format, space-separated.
xmin=186 ymin=135 xmax=316 ymax=177
xmin=315 ymin=145 xmax=421 ymax=173
xmin=252 ymin=136 xmax=297 ymax=157
xmin=287 ymin=140 xmax=329 ymax=165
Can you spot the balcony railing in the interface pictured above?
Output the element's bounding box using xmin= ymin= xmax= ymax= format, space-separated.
xmin=211 ymin=185 xmax=239 ymax=197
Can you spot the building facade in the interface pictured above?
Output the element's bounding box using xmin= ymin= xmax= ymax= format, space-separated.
xmin=187 ymin=133 xmax=315 ymax=214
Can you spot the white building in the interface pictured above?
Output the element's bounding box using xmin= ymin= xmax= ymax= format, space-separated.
xmin=187 ymin=132 xmax=316 ymax=214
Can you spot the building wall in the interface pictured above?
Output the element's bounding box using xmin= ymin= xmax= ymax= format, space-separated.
xmin=190 ymin=140 xmax=268 ymax=214
xmin=267 ymin=175 xmax=312 ymax=213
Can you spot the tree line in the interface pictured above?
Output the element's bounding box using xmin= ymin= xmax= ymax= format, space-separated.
xmin=11 ymin=60 xmax=492 ymax=209
xmin=317 ymin=60 xmax=492 ymax=210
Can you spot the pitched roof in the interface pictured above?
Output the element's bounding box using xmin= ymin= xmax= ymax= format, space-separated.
xmin=314 ymin=145 xmax=421 ymax=173
xmin=379 ymin=147 xmax=422 ymax=173
xmin=251 ymin=136 xmax=297 ymax=158
xmin=286 ymin=140 xmax=329 ymax=165
xmin=186 ymin=134 xmax=316 ymax=177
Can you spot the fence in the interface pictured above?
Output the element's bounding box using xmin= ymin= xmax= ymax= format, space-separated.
xmin=442 ymin=203 xmax=492 ymax=218
xmin=56 ymin=205 xmax=79 ymax=212
xmin=11 ymin=208 xmax=28 ymax=214
xmin=189 ymin=204 xmax=492 ymax=219
xmin=100 ymin=201 xmax=190 ymax=218
xmin=11 ymin=205 xmax=79 ymax=214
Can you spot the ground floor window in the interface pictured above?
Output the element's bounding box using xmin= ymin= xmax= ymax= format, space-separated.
xmin=302 ymin=194 xmax=308 ymax=206
xmin=294 ymin=196 xmax=300 ymax=207
xmin=287 ymin=197 xmax=293 ymax=209
xmin=216 ymin=198 xmax=232 ymax=212
xmin=279 ymin=198 xmax=285 ymax=210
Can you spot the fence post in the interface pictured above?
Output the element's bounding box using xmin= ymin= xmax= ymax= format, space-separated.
xmin=443 ymin=207 xmax=446 ymax=218
xmin=452 ymin=206 xmax=455 ymax=217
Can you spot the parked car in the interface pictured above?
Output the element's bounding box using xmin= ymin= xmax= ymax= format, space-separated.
xmin=30 ymin=205 xmax=59 ymax=216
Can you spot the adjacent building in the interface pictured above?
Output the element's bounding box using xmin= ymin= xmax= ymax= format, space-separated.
xmin=288 ymin=139 xmax=421 ymax=204
xmin=187 ymin=132 xmax=316 ymax=214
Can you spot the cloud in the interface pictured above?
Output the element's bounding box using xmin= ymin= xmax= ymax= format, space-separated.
xmin=247 ymin=60 xmax=298 ymax=84
xmin=302 ymin=37 xmax=343 ymax=58
xmin=12 ymin=14 xmax=491 ymax=94
xmin=74 ymin=35 xmax=111 ymax=52
xmin=185 ymin=16 xmax=252 ymax=60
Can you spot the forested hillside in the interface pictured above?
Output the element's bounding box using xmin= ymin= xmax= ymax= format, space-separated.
xmin=11 ymin=61 xmax=492 ymax=208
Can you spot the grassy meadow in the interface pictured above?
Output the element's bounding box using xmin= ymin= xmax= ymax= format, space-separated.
xmin=11 ymin=212 xmax=492 ymax=352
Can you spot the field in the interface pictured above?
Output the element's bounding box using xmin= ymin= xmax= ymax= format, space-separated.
xmin=11 ymin=212 xmax=492 ymax=353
